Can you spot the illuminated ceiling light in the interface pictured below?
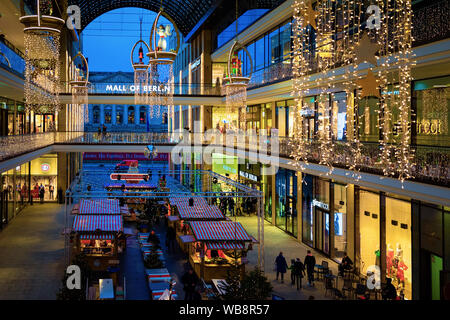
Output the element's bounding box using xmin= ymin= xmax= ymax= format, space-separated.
xmin=131 ymin=17 xmax=150 ymax=105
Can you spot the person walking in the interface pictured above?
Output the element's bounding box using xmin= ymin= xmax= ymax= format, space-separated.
xmin=289 ymin=259 xmax=296 ymax=286
xmin=39 ymin=184 xmax=45 ymax=204
xmin=275 ymin=252 xmax=288 ymax=283
xmin=181 ymin=268 xmax=198 ymax=301
xmin=293 ymin=258 xmax=306 ymax=290
xmin=304 ymin=250 xmax=316 ymax=287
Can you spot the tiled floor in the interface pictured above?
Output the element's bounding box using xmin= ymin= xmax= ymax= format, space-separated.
xmin=0 ymin=203 xmax=65 ymax=300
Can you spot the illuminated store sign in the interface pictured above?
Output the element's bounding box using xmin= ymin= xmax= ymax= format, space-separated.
xmin=105 ymin=84 xmax=171 ymax=93
xmin=239 ymin=170 xmax=258 ymax=182
xmin=417 ymin=119 xmax=442 ymax=135
xmin=41 ymin=163 xmax=50 ymax=172
xmin=312 ymin=199 xmax=329 ymax=211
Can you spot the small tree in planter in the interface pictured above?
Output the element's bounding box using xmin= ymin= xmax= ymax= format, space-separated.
xmin=144 ymin=248 xmax=164 ymax=269
xmin=239 ymin=267 xmax=272 ymax=300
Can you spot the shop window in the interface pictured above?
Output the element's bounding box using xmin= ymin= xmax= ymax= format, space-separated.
xmin=331 ymin=92 xmax=347 ymax=141
xmin=420 ymin=204 xmax=443 ymax=256
xmin=269 ymin=28 xmax=280 ymax=64
xmin=333 ymin=184 xmax=347 ymax=262
xmin=358 ymin=97 xmax=379 ymax=142
xmin=385 ymin=197 xmax=412 ymax=300
xmin=104 ymin=106 xmax=112 ymax=124
xmin=359 ymin=190 xmax=380 ymax=276
xmin=92 ymin=106 xmax=100 ymax=124
xmin=140 ymin=106 xmax=146 ymax=124
xmin=414 ymin=85 xmax=449 ymax=147
xmin=280 ymin=21 xmax=292 ymax=61
xmin=116 ymin=106 xmax=123 ymax=124
xmin=128 ymin=106 xmax=135 ymax=124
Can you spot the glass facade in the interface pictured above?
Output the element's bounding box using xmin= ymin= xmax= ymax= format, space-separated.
xmin=302 ymin=174 xmax=314 ymax=247
xmin=275 ymin=168 xmax=297 ymax=236
xmin=333 ymin=183 xmax=347 ymax=262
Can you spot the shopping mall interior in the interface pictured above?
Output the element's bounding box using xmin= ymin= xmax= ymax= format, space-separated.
xmin=0 ymin=0 xmax=449 ymax=302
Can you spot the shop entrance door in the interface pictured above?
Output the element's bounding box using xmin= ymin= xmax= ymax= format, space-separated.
xmin=314 ymin=208 xmax=330 ymax=255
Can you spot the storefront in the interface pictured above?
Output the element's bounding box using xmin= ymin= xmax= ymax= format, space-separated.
xmin=212 ymin=107 xmax=239 ymax=134
xmin=30 ymin=154 xmax=58 ymax=201
xmin=275 ymin=168 xmax=297 ymax=237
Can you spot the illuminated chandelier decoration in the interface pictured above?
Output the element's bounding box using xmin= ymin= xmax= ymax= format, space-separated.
xmin=292 ymin=0 xmax=413 ymax=181
xmin=146 ymin=8 xmax=180 ymax=119
xmin=223 ymin=0 xmax=252 ymax=119
xmin=131 ymin=17 xmax=150 ymax=105
xmin=20 ymin=0 xmax=64 ymax=114
xmin=69 ymin=52 xmax=90 ymax=124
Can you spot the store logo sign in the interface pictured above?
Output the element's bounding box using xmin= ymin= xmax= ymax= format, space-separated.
xmin=312 ymin=199 xmax=329 ymax=211
xmin=239 ymin=170 xmax=258 ymax=182
xmin=41 ymin=163 xmax=50 ymax=172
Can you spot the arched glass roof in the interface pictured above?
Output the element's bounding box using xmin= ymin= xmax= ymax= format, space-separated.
xmin=69 ymin=0 xmax=215 ymax=36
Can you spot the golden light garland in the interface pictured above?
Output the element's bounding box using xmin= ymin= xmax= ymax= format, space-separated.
xmin=291 ymin=0 xmax=414 ymax=181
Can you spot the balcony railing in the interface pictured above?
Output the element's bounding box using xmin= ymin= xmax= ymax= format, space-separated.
xmin=1 ymin=131 xmax=449 ymax=186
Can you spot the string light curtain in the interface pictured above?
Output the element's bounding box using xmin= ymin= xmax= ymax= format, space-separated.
xmin=292 ymin=0 xmax=413 ymax=181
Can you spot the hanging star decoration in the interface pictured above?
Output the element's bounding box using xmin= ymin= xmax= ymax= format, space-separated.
xmin=354 ymin=33 xmax=381 ymax=67
xmin=356 ymin=70 xmax=380 ymax=98
xmin=302 ymin=0 xmax=319 ymax=30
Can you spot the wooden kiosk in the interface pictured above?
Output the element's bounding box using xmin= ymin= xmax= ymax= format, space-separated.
xmin=185 ymin=220 xmax=253 ymax=281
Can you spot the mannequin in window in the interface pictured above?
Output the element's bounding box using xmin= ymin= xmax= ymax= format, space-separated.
xmin=386 ymin=244 xmax=395 ymax=277
xmin=396 ymin=257 xmax=408 ymax=291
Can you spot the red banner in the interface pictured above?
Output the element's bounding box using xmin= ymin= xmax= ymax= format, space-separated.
xmin=83 ymin=152 xmax=169 ymax=161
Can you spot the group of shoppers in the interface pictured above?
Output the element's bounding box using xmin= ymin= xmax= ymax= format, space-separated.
xmin=275 ymin=250 xmax=317 ymax=290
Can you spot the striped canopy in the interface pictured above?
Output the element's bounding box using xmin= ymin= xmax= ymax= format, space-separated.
xmin=105 ymin=184 xmax=157 ymax=189
xmin=80 ymin=234 xmax=114 ymax=240
xmin=188 ymin=221 xmax=252 ymax=242
xmin=169 ymin=197 xmax=208 ymax=207
xmin=206 ymin=242 xmax=245 ymax=250
xmin=73 ymin=215 xmax=123 ymax=232
xmin=176 ymin=204 xmax=224 ymax=220
xmin=79 ymin=199 xmax=121 ymax=214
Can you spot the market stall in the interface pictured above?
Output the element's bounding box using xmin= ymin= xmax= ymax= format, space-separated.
xmin=72 ymin=214 xmax=124 ymax=272
xmin=185 ymin=220 xmax=253 ymax=281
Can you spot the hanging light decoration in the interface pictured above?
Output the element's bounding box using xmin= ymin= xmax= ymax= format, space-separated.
xmin=131 ymin=17 xmax=151 ymax=105
xmin=69 ymin=52 xmax=90 ymax=125
xmin=146 ymin=6 xmax=180 ymax=119
xmin=223 ymin=0 xmax=252 ymax=122
xmin=20 ymin=0 xmax=64 ymax=114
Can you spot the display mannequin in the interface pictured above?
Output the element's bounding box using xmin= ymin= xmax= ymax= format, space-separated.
xmin=386 ymin=244 xmax=394 ymax=276
xmin=396 ymin=258 xmax=408 ymax=290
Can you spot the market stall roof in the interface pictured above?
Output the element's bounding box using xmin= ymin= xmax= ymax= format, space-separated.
xmin=73 ymin=215 xmax=123 ymax=232
xmin=176 ymin=204 xmax=224 ymax=220
xmin=188 ymin=221 xmax=252 ymax=242
xmin=79 ymin=199 xmax=121 ymax=214
xmin=169 ymin=197 xmax=208 ymax=207
xmin=206 ymin=242 xmax=245 ymax=250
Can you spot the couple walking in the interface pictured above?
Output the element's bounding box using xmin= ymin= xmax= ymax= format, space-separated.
xmin=275 ymin=250 xmax=317 ymax=289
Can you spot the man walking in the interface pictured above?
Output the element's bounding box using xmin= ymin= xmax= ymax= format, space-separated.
xmin=275 ymin=252 xmax=288 ymax=283
xmin=304 ymin=250 xmax=316 ymax=287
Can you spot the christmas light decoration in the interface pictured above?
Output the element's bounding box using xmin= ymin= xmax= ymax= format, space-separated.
xmin=146 ymin=9 xmax=179 ymax=119
xmin=291 ymin=0 xmax=414 ymax=181
xmin=20 ymin=0 xmax=64 ymax=114
xmin=69 ymin=52 xmax=89 ymax=125
xmin=131 ymin=18 xmax=150 ymax=105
